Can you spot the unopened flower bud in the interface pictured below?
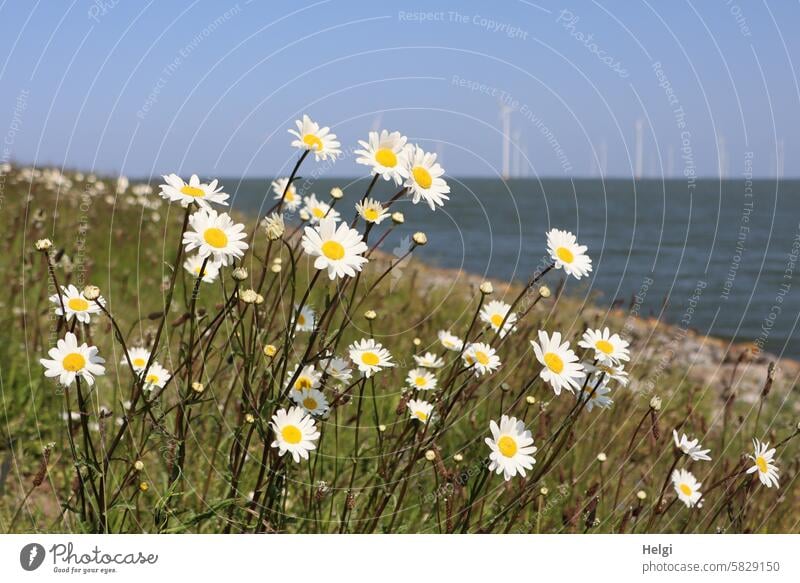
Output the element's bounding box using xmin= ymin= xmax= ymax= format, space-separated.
xmin=649 ymin=396 xmax=662 ymax=411
xmin=413 ymin=337 xmax=421 ymax=346
xmin=525 ymin=395 xmax=536 ymax=405
xmin=271 ymin=263 xmax=282 ymax=273
xmin=637 ymin=490 xmax=647 ymax=500
xmin=378 ymin=424 xmax=387 ymax=432
xmin=264 ymin=344 xmax=277 ymax=357
xmin=538 ymin=285 xmax=551 ymax=298
xmin=540 ymin=487 xmax=549 ymax=496
xmin=139 ymin=481 xmax=149 ymax=492
xmin=424 ymin=450 xmax=436 ymax=462
xmin=330 ymin=187 xmax=344 ymax=199
xmin=245 ymin=413 xmax=255 ymax=424
xmin=191 ymin=381 xmax=204 ymax=393
xmin=240 ymin=289 xmax=258 ymax=304
xmin=299 ymin=209 xmax=311 ymax=222
xmin=480 ymin=281 xmax=493 ymax=295
xmin=264 ymin=212 xmax=285 ymax=240
xmin=412 ymin=232 xmax=427 ymax=246
xmin=453 ymin=453 xmax=463 ymax=462
xmin=364 ymin=309 xmax=377 ymax=321
xmin=134 ymin=460 xmax=144 ymax=471
xmin=391 ymin=212 xmax=405 ymax=224
xmin=83 ymin=285 xmax=100 ymax=300
xmin=597 ymin=452 xmax=607 ymax=462
xmin=35 ymin=238 xmax=52 ymax=251
xmin=231 ymin=267 xmax=248 ymax=281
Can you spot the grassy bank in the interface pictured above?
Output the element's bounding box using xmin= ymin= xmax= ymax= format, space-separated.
xmin=1 ymin=162 xmax=798 ymax=534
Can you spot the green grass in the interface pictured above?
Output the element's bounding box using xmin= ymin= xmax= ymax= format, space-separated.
xmin=0 ymin=165 xmax=798 ymax=534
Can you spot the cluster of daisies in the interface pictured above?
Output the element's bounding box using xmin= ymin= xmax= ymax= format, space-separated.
xmin=670 ymin=431 xmax=780 ymax=509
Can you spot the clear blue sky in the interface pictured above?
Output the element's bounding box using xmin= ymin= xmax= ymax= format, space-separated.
xmin=1 ymin=0 xmax=798 ymax=178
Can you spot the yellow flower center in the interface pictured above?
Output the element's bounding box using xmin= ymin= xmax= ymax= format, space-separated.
xmin=203 ymin=227 xmax=228 ymax=249
xmin=281 ymin=425 xmax=302 ymax=444
xmin=497 ymin=435 xmax=518 ymax=458
xmin=544 ymin=352 xmax=564 ymax=373
xmin=297 ymin=314 xmax=306 ymax=326
xmin=302 ymin=397 xmax=318 ymax=411
xmin=363 ymin=207 xmax=379 ymax=221
xmin=285 ymin=189 xmax=295 ymax=201
xmin=295 ymin=377 xmax=313 ymax=391
xmin=414 ymin=376 xmax=426 ymax=387
xmin=415 ymin=411 xmax=428 ymax=421
xmin=303 ymin=134 xmax=323 ymax=151
xmin=595 ymin=340 xmax=614 ymax=354
xmin=180 ymin=185 xmax=205 ymax=197
xmin=145 ymin=374 xmax=159 ymax=384
xmin=361 ymin=351 xmax=380 ymax=366
xmin=375 ymin=148 xmax=397 ymax=167
xmin=556 ymin=246 xmax=574 ymax=263
xmin=756 ymin=456 xmax=768 ymax=473
xmin=412 ymin=166 xmax=432 ymax=188
xmin=67 ymin=297 xmax=90 ymax=311
xmin=679 ymin=483 xmax=693 ymax=497
xmin=490 ymin=314 xmax=505 ymax=328
xmin=62 ymin=352 xmax=86 ymax=372
xmin=312 ymin=207 xmax=325 ymax=218
xmin=132 ymin=358 xmax=146 ymax=367
xmin=475 ymin=351 xmax=490 ymax=366
xmin=321 ymin=240 xmax=345 ymax=260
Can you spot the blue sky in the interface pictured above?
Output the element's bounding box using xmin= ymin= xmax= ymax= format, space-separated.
xmin=0 ymin=0 xmax=798 ymax=178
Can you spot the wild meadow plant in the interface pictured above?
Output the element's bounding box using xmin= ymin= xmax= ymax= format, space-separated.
xmin=2 ymin=116 xmax=798 ymax=534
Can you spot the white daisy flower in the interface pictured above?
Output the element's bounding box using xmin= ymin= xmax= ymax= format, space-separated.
xmin=438 ymin=330 xmax=464 ymax=352
xmin=271 ymin=177 xmax=301 ymax=212
xmin=403 ymin=144 xmax=450 ymax=210
xmin=485 ymin=415 xmax=537 ymax=481
xmin=159 ymin=174 xmax=229 ymax=209
xmin=141 ymin=362 xmax=170 ymax=391
xmin=121 ymin=347 xmax=151 ymax=373
xmin=40 ymin=332 xmax=105 ymax=386
xmin=578 ymin=327 xmax=630 ymax=364
xmin=413 ymin=352 xmax=445 ymax=369
xmin=319 ymin=356 xmax=352 ymax=383
xmin=672 ymin=468 xmax=702 ymax=508
xmin=183 ymin=208 xmax=249 ymax=266
xmin=355 ymin=197 xmax=390 ymax=224
xmin=355 ymin=130 xmax=409 ymax=184
xmin=584 ymin=362 xmax=629 ymax=387
xmin=407 ymin=399 xmax=434 ymax=423
xmin=301 ymin=218 xmax=368 ymax=280
xmin=672 ymin=430 xmax=712 ymax=462
xmin=348 ymin=338 xmax=394 ymax=377
xmin=270 ymin=406 xmax=320 ymax=463
xmin=287 ymin=364 xmax=322 ymax=393
xmin=292 ymin=388 xmax=329 ymax=417
xmin=49 ymin=284 xmax=104 ymax=324
xmin=576 ymin=384 xmax=613 ymax=412
xmin=480 ymin=300 xmax=518 ymax=338
xmin=462 ymin=342 xmax=501 ymax=376
xmin=295 ymin=305 xmax=316 ymax=332
xmin=546 ymin=228 xmax=592 ymax=279
xmin=183 ymin=254 xmax=221 ymax=283
xmin=747 ymin=439 xmax=780 ymax=488
xmin=405 ymin=368 xmax=437 ymax=391
xmin=303 ymin=193 xmax=340 ymax=224
xmin=531 ymin=331 xmax=585 ymax=395
xmin=288 ymin=114 xmax=341 ymax=161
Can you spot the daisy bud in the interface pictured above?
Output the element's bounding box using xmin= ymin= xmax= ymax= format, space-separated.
xmin=139 ymin=481 xmax=149 ymax=492
xmin=636 ymin=490 xmax=647 ymax=500
xmin=134 ymin=460 xmax=144 ymax=471
xmin=240 ymin=289 xmax=258 ymax=304
xmin=412 ymin=232 xmax=428 ymax=246
xmin=500 ymin=382 xmax=511 ymax=392
xmin=264 ymin=344 xmax=277 ymax=357
xmin=538 ymin=285 xmax=551 ymax=298
xmin=540 ymin=487 xmax=549 ymax=496
xmin=480 ymin=281 xmax=493 ymax=295
xmin=271 ymin=263 xmax=282 ymax=273
xmin=83 ymin=285 xmax=100 ymax=300
xmin=453 ymin=453 xmax=463 ymax=462
xmin=649 ymin=396 xmax=662 ymax=411
xmin=364 ymin=309 xmax=377 ymax=321
xmin=255 ymin=293 xmax=264 ymax=305
xmin=245 ymin=413 xmax=255 ymax=424
xmin=35 ymin=238 xmax=53 ymax=251
xmin=597 ymin=452 xmax=607 ymax=462
xmin=273 ymin=257 xmax=283 ymax=264
xmin=299 ymin=209 xmax=311 ymax=222
xmin=191 ymin=381 xmax=204 ymax=393
xmin=413 ymin=337 xmax=421 ymax=346
xmin=231 ymin=267 xmax=248 ymax=281
xmin=264 ymin=212 xmax=285 ymax=240
xmin=424 ymin=450 xmax=436 ymax=462
xmin=525 ymin=395 xmax=536 ymax=405
xmin=378 ymin=424 xmax=387 ymax=432
xmin=330 ymin=187 xmax=344 ymax=199
xmin=391 ymin=211 xmax=405 ymax=224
